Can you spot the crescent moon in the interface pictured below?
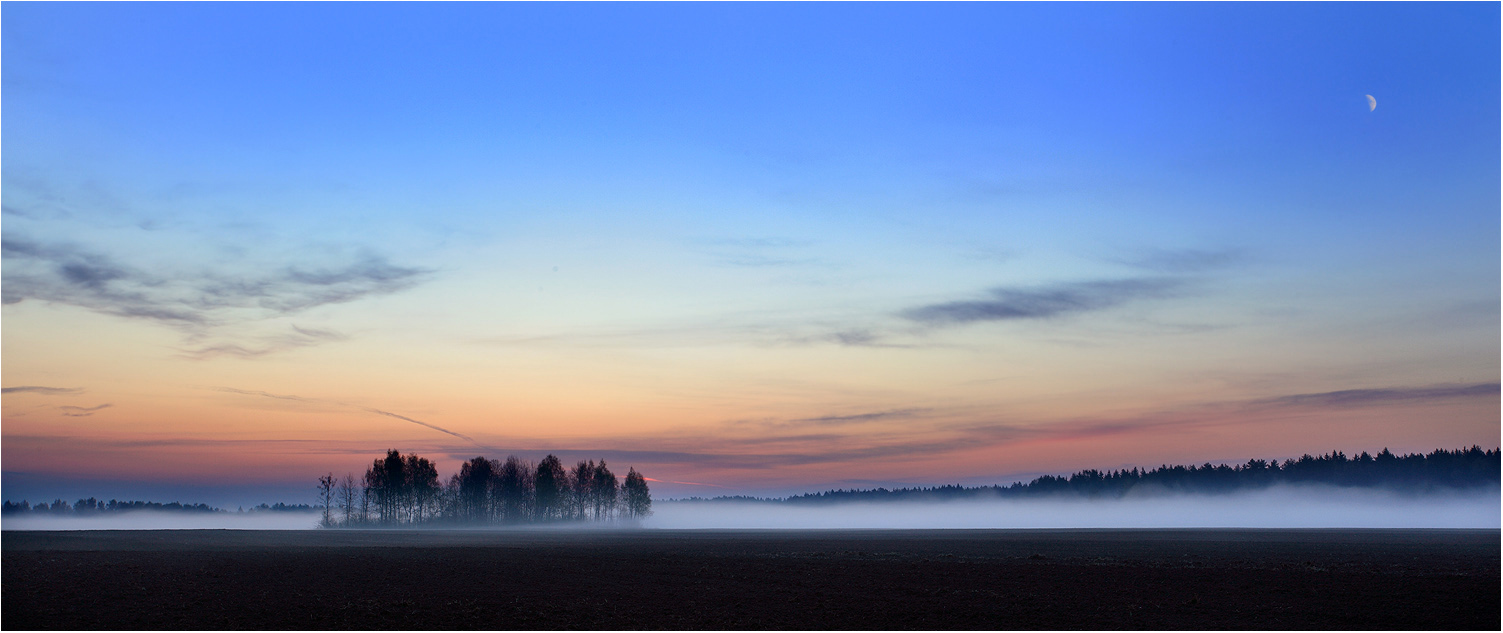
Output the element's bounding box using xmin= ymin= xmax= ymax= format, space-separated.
xmin=1366 ymin=95 xmax=1376 ymax=111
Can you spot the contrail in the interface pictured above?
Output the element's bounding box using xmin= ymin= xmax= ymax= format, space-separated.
xmin=218 ymin=387 xmax=485 ymax=447
xmin=217 ymin=387 xmax=322 ymax=404
xmin=643 ymin=476 xmax=726 ymax=488
xmin=364 ymin=407 xmax=477 ymax=443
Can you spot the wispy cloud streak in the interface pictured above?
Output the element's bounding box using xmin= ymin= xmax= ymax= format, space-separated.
xmin=1252 ymin=383 xmax=1499 ymax=408
xmin=691 ymin=236 xmax=823 ymax=268
xmin=2 ymin=234 xmax=429 ymax=357
xmin=179 ymin=326 xmax=348 ymax=360
xmin=544 ymin=382 xmax=1502 ymax=474
xmin=5 ymin=434 xmax=326 ymax=450
xmin=58 ymin=404 xmax=112 ymax=417
xmin=790 ymin=408 xmax=930 ymax=425
xmin=1117 ymin=248 xmax=1245 ymax=274
xmin=2 ymin=386 xmax=83 ymax=395
xmin=900 ymin=278 xmax=1183 ymax=326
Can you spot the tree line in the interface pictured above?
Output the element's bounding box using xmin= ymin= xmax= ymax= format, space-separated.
xmin=682 ymin=446 xmax=1502 ymax=505
xmin=315 ymin=450 xmax=652 ymax=527
xmin=2 ymin=498 xmax=221 ymax=515
xmin=0 ymin=499 xmax=316 ymax=515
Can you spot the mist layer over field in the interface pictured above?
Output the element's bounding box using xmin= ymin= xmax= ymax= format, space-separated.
xmin=4 ymin=486 xmax=1496 ymax=530
xmin=1 ymin=511 xmax=320 ymax=531
xmin=648 ymin=485 xmax=1502 ymax=530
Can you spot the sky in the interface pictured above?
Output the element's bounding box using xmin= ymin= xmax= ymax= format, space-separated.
xmin=2 ymin=3 xmax=1498 ymax=506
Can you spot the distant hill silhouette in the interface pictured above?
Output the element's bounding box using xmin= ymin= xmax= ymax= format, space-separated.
xmin=678 ymin=446 xmax=1500 ymax=505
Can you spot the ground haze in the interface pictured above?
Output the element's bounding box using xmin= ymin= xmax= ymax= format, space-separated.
xmin=4 ymin=528 xmax=1497 ymax=629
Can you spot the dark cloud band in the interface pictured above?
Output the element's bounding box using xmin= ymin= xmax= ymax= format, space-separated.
xmin=790 ymin=408 xmax=930 ymax=425
xmin=58 ymin=404 xmax=112 ymax=417
xmin=2 ymin=386 xmax=83 ymax=395
xmin=900 ymin=278 xmax=1182 ymax=326
xmin=1254 ymin=383 xmax=1499 ymax=408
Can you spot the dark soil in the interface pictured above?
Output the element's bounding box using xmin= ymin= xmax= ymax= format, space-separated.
xmin=3 ymin=528 xmax=1497 ymax=630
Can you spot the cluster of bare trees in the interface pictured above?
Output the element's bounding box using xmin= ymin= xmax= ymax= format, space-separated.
xmin=317 ymin=450 xmax=651 ymax=527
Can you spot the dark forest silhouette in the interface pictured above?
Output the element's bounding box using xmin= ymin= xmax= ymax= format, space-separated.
xmin=316 ymin=450 xmax=653 ymax=527
xmin=681 ymin=446 xmax=1502 ymax=504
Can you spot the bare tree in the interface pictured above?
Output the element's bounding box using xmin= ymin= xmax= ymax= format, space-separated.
xmin=592 ymin=461 xmax=618 ymax=521
xmin=338 ymin=472 xmax=357 ymax=525
xmin=359 ymin=482 xmax=372 ymax=525
xmin=318 ymin=473 xmax=337 ymax=527
xmin=405 ymin=453 xmax=440 ymax=523
xmin=570 ymin=460 xmax=594 ymax=521
xmin=443 ymin=473 xmax=463 ymax=522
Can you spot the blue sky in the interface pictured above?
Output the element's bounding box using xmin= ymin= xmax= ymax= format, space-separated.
xmin=3 ymin=2 xmax=1497 ymax=505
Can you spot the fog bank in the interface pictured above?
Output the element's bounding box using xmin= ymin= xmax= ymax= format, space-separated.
xmin=646 ymin=485 xmax=1502 ymax=529
xmin=4 ymin=486 xmax=1495 ymax=531
xmin=1 ymin=510 xmax=320 ymax=531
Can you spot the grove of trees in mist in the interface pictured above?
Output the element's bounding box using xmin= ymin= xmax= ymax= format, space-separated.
xmin=683 ymin=446 xmax=1502 ymax=504
xmin=315 ymin=450 xmax=652 ymax=527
